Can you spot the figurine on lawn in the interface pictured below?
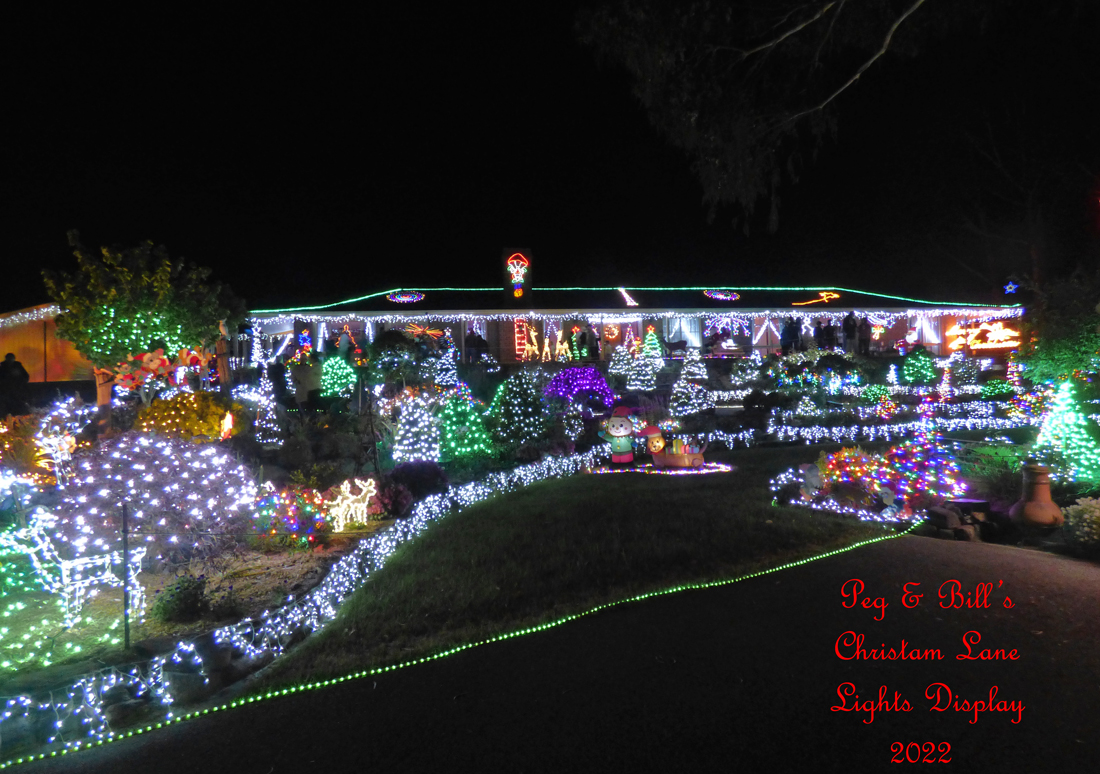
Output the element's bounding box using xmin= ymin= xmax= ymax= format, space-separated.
xmin=599 ymin=406 xmax=637 ymax=464
xmin=641 ymin=425 xmax=665 ymax=455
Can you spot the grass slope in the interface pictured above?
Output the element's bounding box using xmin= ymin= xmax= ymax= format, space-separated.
xmin=254 ymin=446 xmax=893 ymax=690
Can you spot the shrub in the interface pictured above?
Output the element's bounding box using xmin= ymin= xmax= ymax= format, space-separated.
xmin=389 ymin=460 xmax=449 ymax=500
xmin=1061 ymin=498 xmax=1100 ymax=555
xmin=151 ymin=574 xmax=208 ymax=622
xmin=136 ymin=392 xmax=246 ymax=441
xmin=209 ymin=588 xmax=244 ymax=620
xmin=860 ymin=384 xmax=891 ymax=405
xmin=376 ymin=480 xmax=414 ymax=517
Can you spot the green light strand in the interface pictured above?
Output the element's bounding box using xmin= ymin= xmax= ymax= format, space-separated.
xmin=250 ymin=288 xmax=503 ymax=314
xmin=251 ymin=287 xmax=1021 ymax=316
xmin=0 ymin=519 xmax=922 ymax=771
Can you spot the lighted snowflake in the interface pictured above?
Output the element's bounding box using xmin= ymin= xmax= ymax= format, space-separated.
xmin=704 ymin=290 xmax=741 ymax=301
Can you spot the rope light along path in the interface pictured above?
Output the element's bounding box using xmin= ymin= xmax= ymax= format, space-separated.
xmin=0 ymin=519 xmax=923 ymax=770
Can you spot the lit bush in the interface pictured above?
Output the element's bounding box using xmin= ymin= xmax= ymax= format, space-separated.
xmin=136 ymin=392 xmax=246 ymax=442
xmin=980 ymin=380 xmax=1016 ymax=400
xmin=1061 ymin=498 xmax=1100 ymax=555
xmin=53 ymin=432 xmax=259 ymax=566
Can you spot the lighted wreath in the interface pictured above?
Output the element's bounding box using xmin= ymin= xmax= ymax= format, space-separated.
xmin=704 ymin=290 xmax=740 ymax=301
xmin=387 ymin=291 xmax=425 ymax=304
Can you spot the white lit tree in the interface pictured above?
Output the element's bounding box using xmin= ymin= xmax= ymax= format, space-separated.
xmin=669 ymin=349 xmax=713 ymax=415
xmin=625 ymin=354 xmax=659 ymax=392
xmin=254 ymin=364 xmax=282 ymax=444
xmin=608 ymin=345 xmax=632 ymax=378
xmin=486 ymin=369 xmax=552 ymax=446
xmin=392 ymin=395 xmax=441 ymax=463
xmin=436 ymin=328 xmax=459 ymax=387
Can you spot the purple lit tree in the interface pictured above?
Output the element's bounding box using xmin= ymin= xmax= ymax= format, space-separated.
xmin=543 ymin=367 xmax=615 ymax=409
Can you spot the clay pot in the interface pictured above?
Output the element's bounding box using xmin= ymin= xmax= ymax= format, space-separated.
xmin=1008 ymin=465 xmax=1064 ymax=528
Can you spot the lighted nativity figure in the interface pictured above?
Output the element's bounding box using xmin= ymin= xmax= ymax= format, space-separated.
xmin=598 ymin=406 xmax=637 ymax=464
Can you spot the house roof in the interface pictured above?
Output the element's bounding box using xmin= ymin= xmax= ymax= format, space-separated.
xmin=249 ymin=286 xmax=1021 ymax=320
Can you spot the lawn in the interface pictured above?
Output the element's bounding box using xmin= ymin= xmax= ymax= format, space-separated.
xmin=253 ymin=444 xmax=898 ymax=691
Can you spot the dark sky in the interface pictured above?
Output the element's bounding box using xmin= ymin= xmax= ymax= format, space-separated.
xmin=4 ymin=2 xmax=1098 ymax=314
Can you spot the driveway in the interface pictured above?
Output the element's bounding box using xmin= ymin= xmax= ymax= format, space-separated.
xmin=19 ymin=535 xmax=1100 ymax=773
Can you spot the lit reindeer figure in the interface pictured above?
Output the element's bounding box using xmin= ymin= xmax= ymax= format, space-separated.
xmin=0 ymin=509 xmax=146 ymax=627
xmin=523 ymin=324 xmax=541 ymax=362
xmin=326 ymin=478 xmax=378 ymax=533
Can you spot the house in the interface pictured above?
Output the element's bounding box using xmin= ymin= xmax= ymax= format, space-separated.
xmin=247 ymin=285 xmax=1023 ymax=365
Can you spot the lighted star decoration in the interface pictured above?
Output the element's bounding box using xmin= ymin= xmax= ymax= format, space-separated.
xmin=1004 ymin=282 xmax=1019 ymax=294
xmin=405 ymin=323 xmax=444 ymax=339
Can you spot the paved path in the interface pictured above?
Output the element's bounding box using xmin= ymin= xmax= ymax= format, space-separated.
xmin=20 ymin=536 xmax=1100 ymax=773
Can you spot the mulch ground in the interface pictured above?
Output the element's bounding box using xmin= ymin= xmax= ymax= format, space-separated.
xmin=18 ymin=535 xmax=1100 ymax=774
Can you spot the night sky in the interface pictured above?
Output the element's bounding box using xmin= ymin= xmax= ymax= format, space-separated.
xmin=5 ymin=2 xmax=1098 ymax=314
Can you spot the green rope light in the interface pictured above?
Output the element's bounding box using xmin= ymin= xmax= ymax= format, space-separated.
xmin=250 ymin=288 xmax=502 ymax=314
xmin=0 ymin=519 xmax=921 ymax=770
xmin=252 ymin=286 xmax=1021 ymax=315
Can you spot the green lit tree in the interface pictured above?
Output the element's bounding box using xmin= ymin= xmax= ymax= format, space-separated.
xmin=320 ymin=355 xmax=357 ymax=397
xmin=439 ymin=394 xmax=493 ymax=459
xmin=901 ymin=346 xmax=937 ymax=385
xmin=1034 ymin=381 xmax=1100 ymax=482
xmin=641 ymin=325 xmax=664 ymax=366
xmin=42 ymin=231 xmax=244 ymax=423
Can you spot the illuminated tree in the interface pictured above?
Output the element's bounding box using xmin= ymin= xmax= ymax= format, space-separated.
xmin=901 ymin=346 xmax=937 ymax=385
xmin=439 ymin=394 xmax=493 ymax=459
xmin=392 ymin=395 xmax=441 ymax=463
xmin=1034 ymin=381 xmax=1100 ymax=481
xmin=608 ymin=345 xmax=632 ymax=378
xmin=320 ymin=355 xmax=357 ymax=397
xmin=254 ymin=365 xmax=282 ymax=444
xmin=626 ymin=355 xmax=659 ymax=392
xmin=884 ymin=409 xmax=966 ymax=507
xmin=42 ymin=231 xmax=244 ymax=423
xmin=641 ymin=325 xmax=664 ymax=367
xmin=436 ymin=328 xmax=459 ymax=387
xmin=486 ymin=369 xmax=552 ymax=446
xmin=669 ymin=349 xmax=713 ymax=416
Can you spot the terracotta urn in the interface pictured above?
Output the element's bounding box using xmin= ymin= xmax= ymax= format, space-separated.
xmin=1009 ymin=465 xmax=1064 ymax=528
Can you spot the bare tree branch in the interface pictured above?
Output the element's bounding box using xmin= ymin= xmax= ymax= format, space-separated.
xmin=708 ymin=2 xmax=837 ymax=61
xmin=781 ymin=0 xmax=928 ymax=126
xmin=812 ymin=0 xmax=846 ymax=70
